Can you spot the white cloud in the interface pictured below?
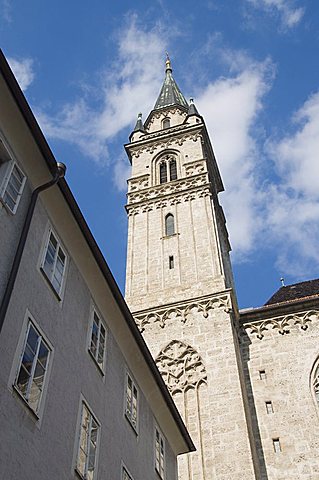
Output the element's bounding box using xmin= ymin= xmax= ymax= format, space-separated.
xmin=37 ymin=15 xmax=168 ymax=165
xmin=247 ymin=0 xmax=304 ymax=29
xmin=197 ymin=56 xmax=273 ymax=255
xmin=266 ymin=91 xmax=319 ymax=275
xmin=7 ymin=57 xmax=35 ymax=91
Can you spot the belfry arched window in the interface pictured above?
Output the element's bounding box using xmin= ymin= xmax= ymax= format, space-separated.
xmin=158 ymin=155 xmax=178 ymax=184
xmin=165 ymin=214 xmax=175 ymax=236
xmin=162 ymin=118 xmax=170 ymax=129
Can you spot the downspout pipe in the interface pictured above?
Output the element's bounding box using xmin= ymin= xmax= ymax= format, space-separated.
xmin=0 ymin=162 xmax=66 ymax=334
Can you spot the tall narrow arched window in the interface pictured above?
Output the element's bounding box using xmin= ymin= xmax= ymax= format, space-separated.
xmin=165 ymin=214 xmax=175 ymax=236
xmin=169 ymin=159 xmax=177 ymax=181
xmin=163 ymin=118 xmax=170 ymax=129
xmin=159 ymin=162 xmax=167 ymax=184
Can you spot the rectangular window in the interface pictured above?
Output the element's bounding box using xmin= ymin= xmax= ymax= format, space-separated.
xmin=265 ymin=401 xmax=274 ymax=414
xmin=169 ymin=255 xmax=174 ymax=269
xmin=125 ymin=373 xmax=138 ymax=430
xmin=89 ymin=310 xmax=106 ymax=371
xmin=41 ymin=229 xmax=67 ymax=297
xmin=76 ymin=402 xmax=100 ymax=479
xmin=122 ymin=466 xmax=133 ymax=480
xmin=14 ymin=321 xmax=50 ymax=413
xmin=259 ymin=370 xmax=266 ymax=380
xmin=155 ymin=427 xmax=165 ymax=479
xmin=273 ymin=438 xmax=281 ymax=453
xmin=0 ymin=139 xmax=26 ymax=214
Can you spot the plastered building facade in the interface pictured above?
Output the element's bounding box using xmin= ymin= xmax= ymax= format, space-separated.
xmin=0 ymin=50 xmax=194 ymax=480
xmin=125 ymin=57 xmax=319 ymax=479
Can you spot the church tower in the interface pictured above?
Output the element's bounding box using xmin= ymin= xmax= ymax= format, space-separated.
xmin=125 ymin=57 xmax=259 ymax=480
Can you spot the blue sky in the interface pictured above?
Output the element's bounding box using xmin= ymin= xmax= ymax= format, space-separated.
xmin=1 ymin=0 xmax=319 ymax=308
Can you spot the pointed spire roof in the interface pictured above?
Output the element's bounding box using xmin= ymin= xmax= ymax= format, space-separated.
xmin=187 ymin=98 xmax=199 ymax=116
xmin=154 ymin=55 xmax=188 ymax=111
xmin=133 ymin=112 xmax=145 ymax=133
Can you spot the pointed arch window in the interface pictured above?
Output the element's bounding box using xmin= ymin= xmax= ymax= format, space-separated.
xmin=165 ymin=214 xmax=175 ymax=236
xmin=158 ymin=155 xmax=178 ymax=184
xmin=162 ymin=118 xmax=170 ymax=129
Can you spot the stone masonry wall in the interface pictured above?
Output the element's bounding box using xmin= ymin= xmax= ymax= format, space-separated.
xmin=241 ymin=309 xmax=319 ymax=480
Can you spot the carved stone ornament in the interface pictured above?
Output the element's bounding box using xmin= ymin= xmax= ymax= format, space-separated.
xmin=133 ymin=293 xmax=232 ymax=332
xmin=128 ymin=174 xmax=149 ymax=192
xmin=185 ymin=160 xmax=206 ymax=177
xmin=127 ymin=173 xmax=209 ymax=205
xmin=126 ymin=187 xmax=212 ymax=216
xmin=130 ymin=132 xmax=202 ymax=158
xmin=156 ymin=340 xmax=207 ymax=394
xmin=243 ymin=310 xmax=319 ymax=340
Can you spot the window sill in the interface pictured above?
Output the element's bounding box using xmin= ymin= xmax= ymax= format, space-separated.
xmin=12 ymin=384 xmax=40 ymax=420
xmin=161 ymin=233 xmax=179 ymax=240
xmin=88 ymin=349 xmax=105 ymax=376
xmin=40 ymin=267 xmax=62 ymax=301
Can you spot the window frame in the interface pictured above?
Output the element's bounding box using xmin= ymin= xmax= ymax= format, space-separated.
xmin=0 ymin=136 xmax=26 ymax=214
xmin=40 ymin=226 xmax=67 ymax=299
xmin=13 ymin=315 xmax=52 ymax=417
xmin=124 ymin=371 xmax=139 ymax=433
xmin=155 ymin=426 xmax=165 ymax=479
xmin=75 ymin=400 xmax=101 ymax=480
xmin=88 ymin=306 xmax=107 ymax=373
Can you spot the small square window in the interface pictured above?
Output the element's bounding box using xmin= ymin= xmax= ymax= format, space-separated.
xmin=259 ymin=370 xmax=266 ymax=380
xmin=125 ymin=373 xmax=138 ymax=431
xmin=14 ymin=320 xmax=51 ymax=414
xmin=76 ymin=402 xmax=100 ymax=479
xmin=273 ymin=438 xmax=281 ymax=453
xmin=89 ymin=310 xmax=107 ymax=371
xmin=155 ymin=427 xmax=165 ymax=479
xmin=265 ymin=401 xmax=274 ymax=414
xmin=41 ymin=229 xmax=67 ymax=297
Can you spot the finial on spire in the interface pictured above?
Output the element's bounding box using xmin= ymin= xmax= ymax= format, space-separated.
xmin=165 ymin=53 xmax=172 ymax=72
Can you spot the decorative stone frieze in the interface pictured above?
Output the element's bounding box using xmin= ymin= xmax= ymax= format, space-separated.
xmin=156 ymin=340 xmax=207 ymax=395
xmin=184 ymin=160 xmax=206 ymax=177
xmin=128 ymin=174 xmax=149 ymax=192
xmin=133 ymin=293 xmax=232 ymax=332
xmin=127 ymin=173 xmax=209 ymax=205
xmin=130 ymin=132 xmax=202 ymax=159
xmin=242 ymin=309 xmax=319 ymax=340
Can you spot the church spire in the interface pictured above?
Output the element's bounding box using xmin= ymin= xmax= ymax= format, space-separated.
xmin=153 ymin=55 xmax=188 ymax=111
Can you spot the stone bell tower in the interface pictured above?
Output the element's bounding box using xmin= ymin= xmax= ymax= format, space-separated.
xmin=125 ymin=56 xmax=258 ymax=480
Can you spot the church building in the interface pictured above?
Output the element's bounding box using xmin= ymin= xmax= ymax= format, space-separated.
xmin=124 ymin=56 xmax=319 ymax=480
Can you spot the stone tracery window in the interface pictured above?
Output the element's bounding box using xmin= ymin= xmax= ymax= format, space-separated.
xmin=158 ymin=155 xmax=178 ymax=184
xmin=156 ymin=340 xmax=207 ymax=395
